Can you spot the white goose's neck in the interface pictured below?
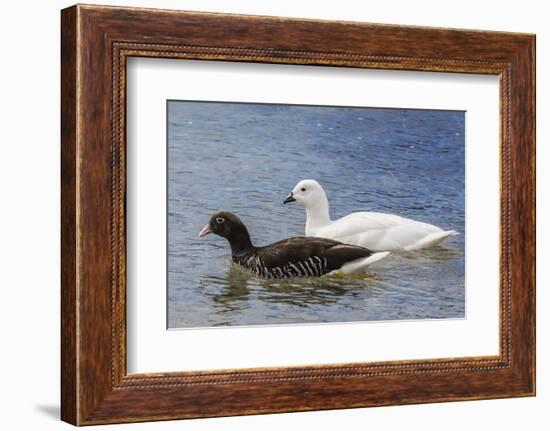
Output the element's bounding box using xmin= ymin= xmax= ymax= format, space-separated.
xmin=305 ymin=192 xmax=331 ymax=234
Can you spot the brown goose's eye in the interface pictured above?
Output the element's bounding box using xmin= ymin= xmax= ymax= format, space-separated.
xmin=216 ymin=217 xmax=225 ymax=224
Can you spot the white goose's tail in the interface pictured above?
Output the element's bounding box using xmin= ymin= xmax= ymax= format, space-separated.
xmin=405 ymin=230 xmax=458 ymax=251
xmin=330 ymin=251 xmax=390 ymax=275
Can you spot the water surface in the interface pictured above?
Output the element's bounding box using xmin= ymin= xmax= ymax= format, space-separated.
xmin=167 ymin=101 xmax=465 ymax=328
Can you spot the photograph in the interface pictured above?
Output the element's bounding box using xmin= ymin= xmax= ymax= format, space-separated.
xmin=167 ymin=100 xmax=465 ymax=328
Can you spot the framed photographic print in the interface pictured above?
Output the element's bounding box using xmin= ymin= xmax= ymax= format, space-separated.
xmin=61 ymin=4 xmax=535 ymax=425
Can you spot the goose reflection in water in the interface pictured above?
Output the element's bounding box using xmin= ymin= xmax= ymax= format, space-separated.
xmin=207 ymin=262 xmax=380 ymax=310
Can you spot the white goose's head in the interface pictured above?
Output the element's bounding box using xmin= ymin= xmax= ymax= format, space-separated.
xmin=284 ymin=179 xmax=327 ymax=209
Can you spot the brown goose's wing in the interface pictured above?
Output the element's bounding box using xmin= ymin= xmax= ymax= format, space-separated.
xmin=320 ymin=243 xmax=375 ymax=271
xmin=256 ymin=237 xmax=374 ymax=273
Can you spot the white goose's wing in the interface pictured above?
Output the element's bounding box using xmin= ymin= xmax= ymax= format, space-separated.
xmin=313 ymin=212 xmax=446 ymax=251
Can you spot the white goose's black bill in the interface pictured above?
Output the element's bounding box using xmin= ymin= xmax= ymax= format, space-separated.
xmin=283 ymin=193 xmax=296 ymax=204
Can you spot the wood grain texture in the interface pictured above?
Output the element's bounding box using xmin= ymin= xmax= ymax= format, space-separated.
xmin=60 ymin=4 xmax=536 ymax=425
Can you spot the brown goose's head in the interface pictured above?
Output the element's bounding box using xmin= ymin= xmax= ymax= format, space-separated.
xmin=198 ymin=211 xmax=254 ymax=254
xmin=198 ymin=211 xmax=242 ymax=238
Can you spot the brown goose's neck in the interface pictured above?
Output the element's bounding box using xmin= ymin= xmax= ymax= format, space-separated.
xmin=226 ymin=224 xmax=255 ymax=256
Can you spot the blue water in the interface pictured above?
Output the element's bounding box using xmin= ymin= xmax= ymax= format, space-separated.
xmin=167 ymin=101 xmax=465 ymax=328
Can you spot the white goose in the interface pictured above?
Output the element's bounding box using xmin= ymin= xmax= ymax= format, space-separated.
xmin=284 ymin=179 xmax=458 ymax=252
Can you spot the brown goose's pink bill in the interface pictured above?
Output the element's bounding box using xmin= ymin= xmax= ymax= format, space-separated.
xmin=198 ymin=224 xmax=212 ymax=238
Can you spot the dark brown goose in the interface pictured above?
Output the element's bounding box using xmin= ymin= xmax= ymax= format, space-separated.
xmin=198 ymin=211 xmax=389 ymax=279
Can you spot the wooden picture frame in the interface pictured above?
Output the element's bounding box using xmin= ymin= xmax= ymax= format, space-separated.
xmin=61 ymin=4 xmax=535 ymax=425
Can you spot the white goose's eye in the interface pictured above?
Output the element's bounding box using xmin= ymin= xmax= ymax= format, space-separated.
xmin=216 ymin=217 xmax=225 ymax=224
xmin=301 ymin=187 xmax=306 ymax=192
